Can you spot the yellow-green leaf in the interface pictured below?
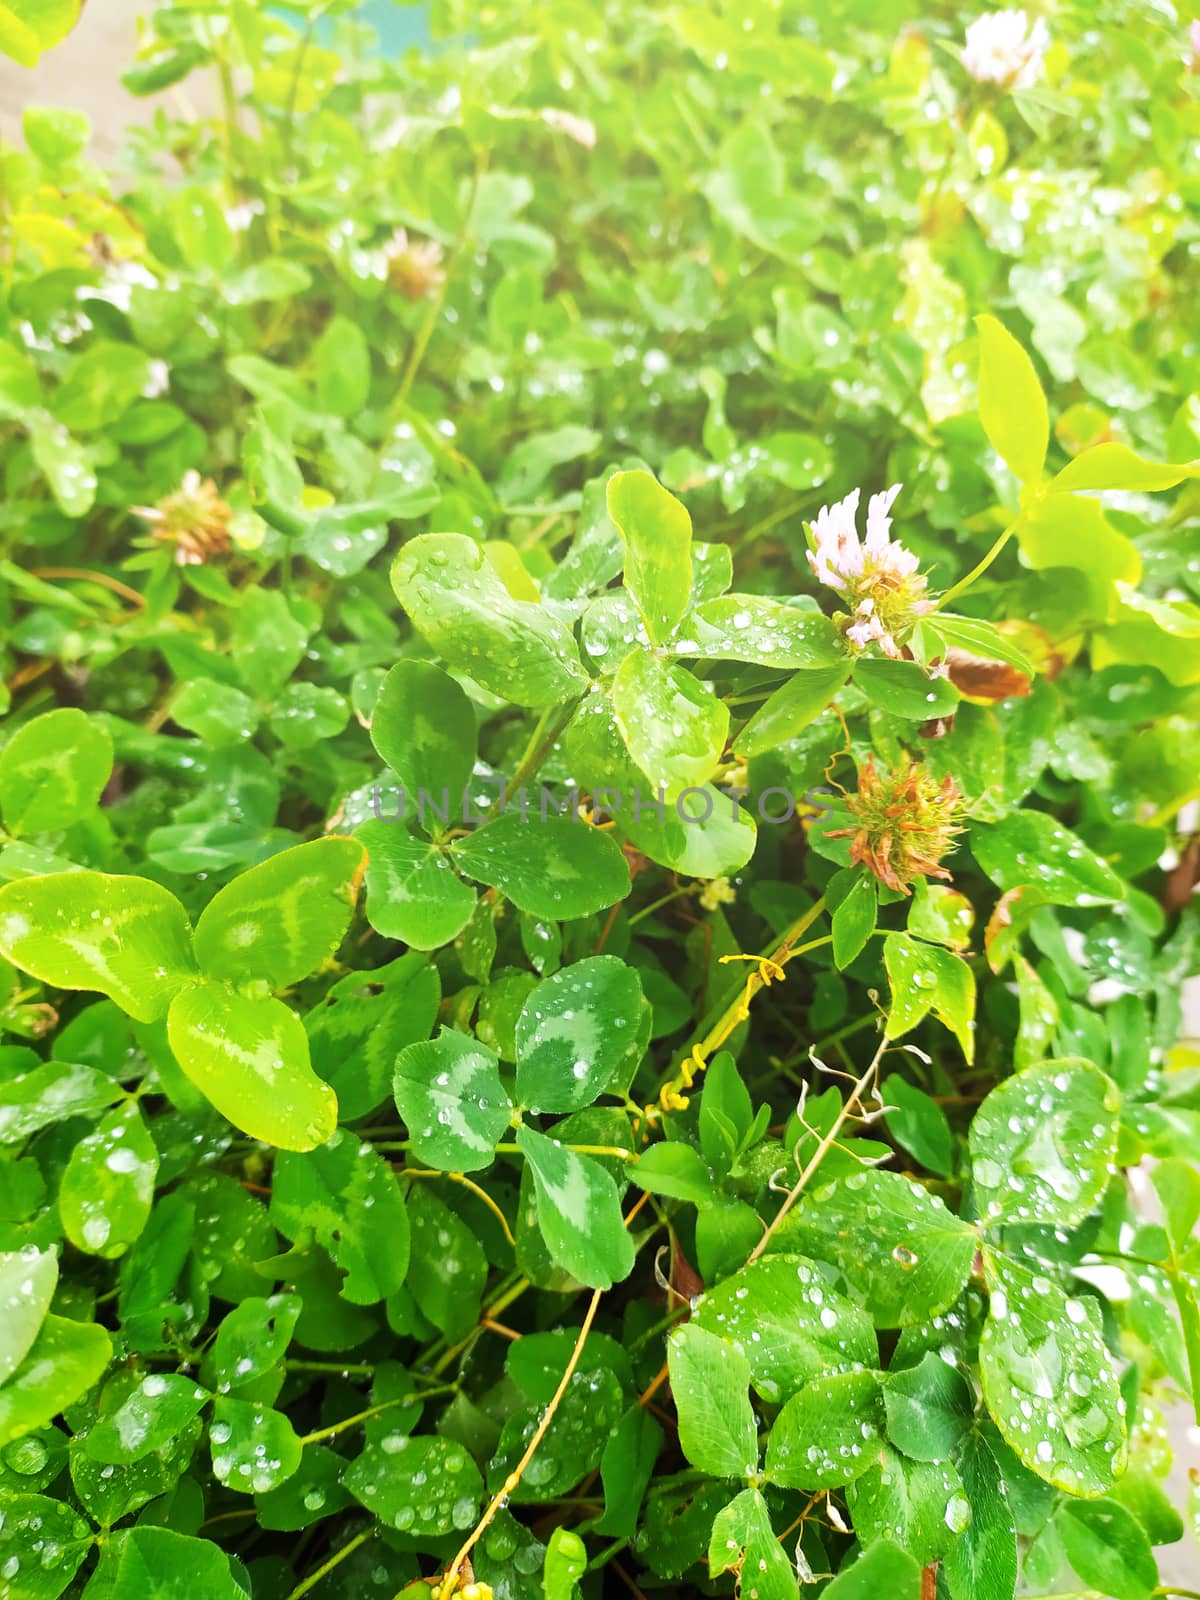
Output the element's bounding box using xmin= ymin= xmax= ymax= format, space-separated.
xmin=166 ymin=982 xmax=338 ymax=1151
xmin=192 ymin=837 xmax=366 ymax=991
xmin=1049 ymin=442 xmax=1200 ymax=495
xmin=606 ymin=469 xmax=693 ymax=644
xmin=0 ymin=708 xmax=113 ymax=836
xmin=0 ymin=0 xmax=81 ymax=66
xmin=0 ymin=872 xmax=195 ymax=1023
xmin=976 ymin=314 xmax=1048 ymax=486
xmin=611 ymin=649 xmax=729 ymax=798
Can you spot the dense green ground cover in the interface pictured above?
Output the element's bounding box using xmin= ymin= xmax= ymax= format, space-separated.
xmin=1 ymin=1 xmax=1200 ymax=1596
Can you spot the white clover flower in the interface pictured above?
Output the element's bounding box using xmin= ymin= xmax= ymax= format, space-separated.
xmin=541 ymin=108 xmax=598 ymax=148
xmin=807 ymin=483 xmax=909 ymax=592
xmin=142 ymin=359 xmax=170 ymax=399
xmin=227 ymin=198 xmax=265 ymax=232
xmin=961 ymin=10 xmax=1049 ymax=88
xmin=82 ymin=259 xmax=158 ymax=314
xmin=806 ymin=482 xmax=929 ymax=656
xmin=845 ymin=598 xmax=891 ymax=653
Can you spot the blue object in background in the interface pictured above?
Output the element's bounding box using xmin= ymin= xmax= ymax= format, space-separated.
xmin=269 ymin=3 xmax=432 ymax=55
xmin=354 ymin=2 xmax=432 ymax=54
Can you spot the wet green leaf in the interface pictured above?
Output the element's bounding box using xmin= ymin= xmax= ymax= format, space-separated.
xmin=452 ymin=814 xmax=630 ymax=921
xmin=0 ymin=1491 xmax=92 ymax=1598
xmin=856 ymin=658 xmax=961 ymax=720
xmin=969 ymin=1059 xmax=1120 ymax=1229
xmin=81 ymin=1526 xmax=244 ymax=1599
xmin=393 ymin=533 xmax=586 ymax=707
xmin=85 ymin=1373 xmax=210 ymax=1464
xmin=848 ymin=1446 xmax=968 ymax=1566
xmin=59 ymin=1103 xmax=158 ymax=1259
xmin=208 ymin=1398 xmax=300 ymax=1495
xmin=490 ymin=1367 xmax=624 ymax=1502
xmin=369 ymin=659 xmax=477 ymax=807
xmin=0 ymin=1314 xmax=111 ymax=1449
xmin=393 ymin=1027 xmax=513 ymax=1171
xmin=516 ymin=1126 xmax=634 ymax=1290
xmin=943 ymin=1431 xmax=1018 ymax=1600
xmin=343 ymin=1432 xmax=482 ymax=1535
xmin=192 ymin=837 xmax=365 ymax=991
xmin=167 ymin=982 xmax=338 ymax=1151
xmin=667 ymin=1323 xmax=757 ymax=1479
xmin=766 ymin=1369 xmax=885 ymax=1489
xmin=979 ymin=1250 xmax=1126 ymax=1495
xmin=882 ymin=1075 xmax=955 ymax=1178
xmin=270 ymin=1128 xmax=409 ymax=1303
xmin=734 ymin=665 xmax=849 ymax=757
xmin=358 ymin=822 xmax=477 ymax=949
xmin=0 ymin=873 xmax=194 ymax=1023
xmin=883 ymin=1351 xmax=974 ymax=1461
xmin=314 ymin=315 xmax=371 ymax=417
xmin=884 ymin=932 xmax=976 ymax=1062
xmin=976 ymin=313 xmax=1048 ymax=484
xmin=823 ymin=1540 xmax=922 ymax=1598
xmin=631 ymin=1141 xmax=716 ymax=1206
xmin=203 ymin=1294 xmax=302 ymax=1394
xmin=0 ymin=1247 xmax=57 ymax=1385
xmin=612 ymin=649 xmax=729 ymax=798
xmin=606 ymin=470 xmax=693 ymax=644
xmin=515 ymin=955 xmax=645 ymax=1113
xmin=972 ymin=811 xmax=1122 ymax=906
xmin=708 ymin=1487 xmax=799 ymax=1600
xmin=782 ymin=1170 xmax=976 ymax=1330
xmin=0 ymin=709 xmax=112 ymax=836
xmin=542 ymin=1528 xmax=586 ymax=1598
xmin=1058 ymin=1498 xmax=1158 ymax=1600
xmin=595 ymin=1405 xmax=662 ymax=1538
xmin=692 ymin=1254 xmax=877 ymax=1403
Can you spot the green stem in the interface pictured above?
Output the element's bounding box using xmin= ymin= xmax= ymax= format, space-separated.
xmin=207 ymin=20 xmax=243 ymax=201
xmin=806 ymin=1012 xmax=880 ymax=1057
xmin=394 ymin=151 xmax=487 ymax=409
xmin=297 ymin=1388 xmax=454 ymax=1446
xmin=936 ymin=513 xmax=1023 ymax=610
xmin=493 ymin=1141 xmax=636 ymax=1161
xmin=284 ymin=1528 xmax=375 ymax=1600
xmin=747 ymin=1030 xmax=887 ymax=1263
xmin=628 ymin=885 xmax=694 ymax=928
xmin=507 ymin=696 xmax=583 ymax=794
xmin=284 ymin=1359 xmax=377 ymax=1376
xmin=283 ymin=11 xmax=323 ymax=166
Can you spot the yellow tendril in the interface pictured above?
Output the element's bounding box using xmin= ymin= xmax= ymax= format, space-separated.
xmin=650 ymin=949 xmax=791 ymax=1115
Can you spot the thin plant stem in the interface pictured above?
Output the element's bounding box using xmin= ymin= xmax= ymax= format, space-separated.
xmin=747 ymin=1031 xmax=888 ymax=1263
xmin=285 ymin=1527 xmax=375 ymax=1600
xmin=429 ymin=1289 xmax=604 ymax=1600
xmin=394 ymin=152 xmax=487 ymax=409
xmin=399 ymin=1167 xmax=516 ymax=1246
xmin=507 ymin=696 xmax=582 ymax=793
xmin=284 ymin=9 xmax=325 ymax=166
xmin=936 ymin=512 xmax=1023 ymax=610
xmin=628 ymin=884 xmax=692 ymax=928
xmin=298 ymin=1387 xmax=455 ymax=1447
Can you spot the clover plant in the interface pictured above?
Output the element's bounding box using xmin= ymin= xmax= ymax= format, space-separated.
xmin=0 ymin=2 xmax=1199 ymax=1597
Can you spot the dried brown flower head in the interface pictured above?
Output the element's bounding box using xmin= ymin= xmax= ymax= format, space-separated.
xmin=827 ymin=755 xmax=964 ymax=895
xmin=385 ymin=229 xmax=445 ymax=300
xmin=134 ymin=471 xmax=233 ymax=566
